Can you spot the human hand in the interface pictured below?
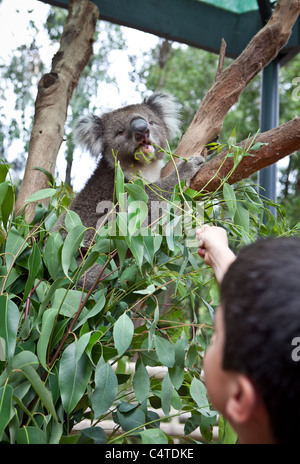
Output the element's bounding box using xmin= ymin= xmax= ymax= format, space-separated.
xmin=196 ymin=225 xmax=236 ymax=283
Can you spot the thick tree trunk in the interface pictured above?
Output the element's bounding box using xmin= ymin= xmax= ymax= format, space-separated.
xmin=16 ymin=0 xmax=99 ymax=219
xmin=161 ymin=0 xmax=300 ymax=178
xmin=190 ymin=117 xmax=300 ymax=192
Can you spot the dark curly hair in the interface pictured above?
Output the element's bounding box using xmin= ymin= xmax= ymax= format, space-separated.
xmin=220 ymin=236 xmax=300 ymax=444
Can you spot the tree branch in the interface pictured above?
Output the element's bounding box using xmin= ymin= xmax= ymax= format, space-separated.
xmin=16 ymin=0 xmax=99 ymax=219
xmin=161 ymin=0 xmax=300 ymax=178
xmin=190 ymin=117 xmax=300 ymax=192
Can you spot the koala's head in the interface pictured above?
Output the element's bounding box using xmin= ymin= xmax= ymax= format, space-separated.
xmin=73 ymin=92 xmax=181 ymax=180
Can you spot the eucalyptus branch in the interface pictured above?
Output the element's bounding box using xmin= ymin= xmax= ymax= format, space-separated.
xmin=47 ymin=250 xmax=118 ymax=369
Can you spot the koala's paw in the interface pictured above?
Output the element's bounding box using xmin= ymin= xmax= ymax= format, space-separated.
xmin=177 ymin=156 xmax=204 ymax=186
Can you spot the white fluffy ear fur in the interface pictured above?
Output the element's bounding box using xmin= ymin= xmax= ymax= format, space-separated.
xmin=73 ymin=115 xmax=104 ymax=158
xmin=143 ymin=92 xmax=181 ymax=140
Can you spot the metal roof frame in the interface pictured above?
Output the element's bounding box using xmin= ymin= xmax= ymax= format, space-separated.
xmin=38 ymin=0 xmax=300 ymax=64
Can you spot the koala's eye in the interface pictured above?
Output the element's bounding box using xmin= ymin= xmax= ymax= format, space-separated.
xmin=149 ymin=120 xmax=155 ymax=126
xmin=117 ymin=129 xmax=126 ymax=136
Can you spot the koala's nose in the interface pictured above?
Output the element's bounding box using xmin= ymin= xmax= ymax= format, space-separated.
xmin=131 ymin=118 xmax=150 ymax=141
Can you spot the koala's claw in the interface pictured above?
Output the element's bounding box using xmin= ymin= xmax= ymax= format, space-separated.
xmin=177 ymin=156 xmax=204 ymax=186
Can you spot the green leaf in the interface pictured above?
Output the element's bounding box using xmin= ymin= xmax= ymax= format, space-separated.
xmin=201 ymin=297 xmax=215 ymax=321
xmin=32 ymin=203 xmax=48 ymax=225
xmin=169 ymin=364 xmax=184 ymax=390
xmin=59 ymin=342 xmax=93 ymax=414
xmin=234 ymin=201 xmax=250 ymax=234
xmin=219 ymin=416 xmax=238 ymax=444
xmin=116 ymin=403 xmax=145 ymax=432
xmin=116 ymin=162 xmax=125 ymax=208
xmin=0 ymin=337 xmax=5 ymax=362
xmin=78 ymin=426 xmax=107 ymax=444
xmin=227 ymin=126 xmax=237 ymax=147
xmin=190 ymin=377 xmax=210 ymax=414
xmin=12 ymin=394 xmax=39 ymax=429
xmin=165 ymin=219 xmax=175 ymax=251
xmin=74 ymin=290 xmax=106 ymax=330
xmin=61 ymin=225 xmax=86 ymax=277
xmin=33 ymin=166 xmax=55 ymax=184
xmin=52 ymin=288 xmax=84 ymax=317
xmin=64 ymin=209 xmax=83 ymax=232
xmin=16 ymin=426 xmax=46 ymax=444
xmin=43 ymin=231 xmax=64 ymax=280
xmin=21 ymin=364 xmax=58 ymax=421
xmin=44 ymin=211 xmax=59 ymax=232
xmin=1 ymin=185 xmax=13 ymax=229
xmin=0 ymin=163 xmax=9 ymax=183
xmin=92 ymin=362 xmax=118 ymax=418
xmin=113 ymin=312 xmax=134 ymax=356
xmin=174 ymin=330 xmax=188 ymax=367
xmin=113 ymin=238 xmax=128 ymax=267
xmin=154 ymin=335 xmax=175 ymax=368
xmin=5 ymin=226 xmax=27 ymax=271
xmin=37 ymin=277 xmax=65 ymax=322
xmin=161 ymin=372 xmax=173 ymax=416
xmin=143 ymin=234 xmax=155 ymax=266
xmin=0 ymin=182 xmax=9 ymax=212
xmin=250 ymin=142 xmax=268 ymax=151
xmin=171 ymin=387 xmax=182 ymax=410
xmin=148 ymin=305 xmax=159 ymax=349
xmin=223 ymin=182 xmax=237 ymax=219
xmin=129 ymin=234 xmax=144 ymax=269
xmin=25 ymin=188 xmax=57 ymax=203
xmin=0 ymin=266 xmax=19 ymax=292
xmin=37 ymin=308 xmax=58 ymax=370
xmin=128 ymin=200 xmax=148 ymax=236
xmin=93 ymin=238 xmax=112 ymax=254
xmin=0 ymin=295 xmax=19 ymax=362
xmin=0 ymin=384 xmax=13 ymax=440
xmin=175 ymin=247 xmax=189 ymax=294
xmin=11 ymin=350 xmax=39 ymax=370
xmin=48 ymin=419 xmax=63 ymax=444
xmin=133 ymin=361 xmax=150 ymax=403
xmin=140 ymin=428 xmax=168 ymax=445
xmin=125 ymin=183 xmax=148 ymax=203
xmin=74 ymin=332 xmax=91 ymax=363
xmin=153 ymin=234 xmax=162 ymax=253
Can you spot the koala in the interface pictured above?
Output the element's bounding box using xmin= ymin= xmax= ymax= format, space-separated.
xmin=68 ymin=92 xmax=203 ymax=243
xmin=55 ymin=92 xmax=203 ymax=287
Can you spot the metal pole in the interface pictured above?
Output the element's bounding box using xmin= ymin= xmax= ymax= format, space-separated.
xmin=258 ymin=59 xmax=280 ymax=217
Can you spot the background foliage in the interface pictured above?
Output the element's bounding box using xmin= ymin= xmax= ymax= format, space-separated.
xmin=1 ymin=136 xmax=299 ymax=444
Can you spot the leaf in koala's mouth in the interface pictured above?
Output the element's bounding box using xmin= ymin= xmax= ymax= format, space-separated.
xmin=134 ymin=144 xmax=157 ymax=164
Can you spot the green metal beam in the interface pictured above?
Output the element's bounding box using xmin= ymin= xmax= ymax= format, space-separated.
xmin=258 ymin=60 xmax=280 ymax=217
xmin=38 ymin=0 xmax=299 ymax=61
xmin=37 ymin=0 xmax=260 ymax=57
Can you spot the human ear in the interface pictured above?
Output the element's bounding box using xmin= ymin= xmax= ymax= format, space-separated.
xmin=225 ymin=375 xmax=257 ymax=424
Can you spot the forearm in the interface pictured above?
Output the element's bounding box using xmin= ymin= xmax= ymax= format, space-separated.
xmin=208 ymin=246 xmax=236 ymax=284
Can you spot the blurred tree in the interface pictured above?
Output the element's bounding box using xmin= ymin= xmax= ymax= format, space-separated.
xmin=0 ymin=4 xmax=126 ymax=189
xmin=45 ymin=8 xmax=126 ymax=187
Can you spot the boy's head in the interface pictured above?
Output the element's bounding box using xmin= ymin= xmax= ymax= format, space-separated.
xmin=204 ymin=236 xmax=300 ymax=444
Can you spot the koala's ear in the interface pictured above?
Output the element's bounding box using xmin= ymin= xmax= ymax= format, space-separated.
xmin=143 ymin=92 xmax=181 ymax=140
xmin=73 ymin=115 xmax=104 ymax=158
